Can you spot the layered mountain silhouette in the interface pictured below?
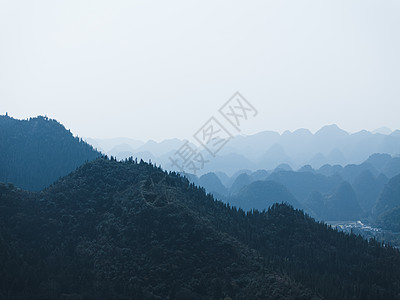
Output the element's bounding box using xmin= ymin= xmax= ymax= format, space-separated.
xmin=2 ymin=115 xmax=400 ymax=298
xmin=229 ymin=180 xmax=302 ymax=211
xmin=319 ymin=181 xmax=362 ymax=221
xmin=229 ymin=173 xmax=252 ymax=195
xmin=2 ymin=158 xmax=400 ymax=299
xmin=198 ymin=172 xmax=228 ymax=197
xmin=185 ymin=154 xmax=400 ymax=221
xmin=89 ymin=124 xmax=400 ymax=176
xmin=352 ymin=170 xmax=387 ymax=212
xmin=2 ymin=115 xmax=399 ymax=224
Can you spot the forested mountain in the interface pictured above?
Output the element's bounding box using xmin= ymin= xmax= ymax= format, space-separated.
xmin=0 ymin=115 xmax=101 ymax=191
xmin=1 ymin=158 xmax=400 ymax=299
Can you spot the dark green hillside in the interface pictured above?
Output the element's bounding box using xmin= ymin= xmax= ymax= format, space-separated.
xmin=1 ymin=158 xmax=400 ymax=299
xmin=0 ymin=115 xmax=101 ymax=191
xmin=0 ymin=158 xmax=313 ymax=300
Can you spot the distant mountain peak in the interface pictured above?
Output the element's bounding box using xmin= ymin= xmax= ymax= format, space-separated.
xmin=372 ymin=127 xmax=392 ymax=135
xmin=391 ymin=129 xmax=400 ymax=137
xmin=293 ymin=128 xmax=313 ymax=135
xmin=315 ymin=124 xmax=349 ymax=136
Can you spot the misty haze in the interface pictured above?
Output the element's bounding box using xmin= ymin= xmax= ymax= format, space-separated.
xmin=1 ymin=1 xmax=400 ymax=299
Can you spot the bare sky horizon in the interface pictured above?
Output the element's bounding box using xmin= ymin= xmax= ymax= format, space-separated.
xmin=1 ymin=0 xmax=399 ymax=141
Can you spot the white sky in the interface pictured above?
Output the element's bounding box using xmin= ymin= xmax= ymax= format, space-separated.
xmin=1 ymin=0 xmax=399 ymax=141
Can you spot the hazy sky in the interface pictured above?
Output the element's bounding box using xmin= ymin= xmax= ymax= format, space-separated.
xmin=1 ymin=0 xmax=399 ymax=141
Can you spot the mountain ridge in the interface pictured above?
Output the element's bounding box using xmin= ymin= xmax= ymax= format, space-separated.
xmin=1 ymin=157 xmax=400 ymax=299
xmin=0 ymin=115 xmax=101 ymax=191
xmin=87 ymin=123 xmax=400 ymax=175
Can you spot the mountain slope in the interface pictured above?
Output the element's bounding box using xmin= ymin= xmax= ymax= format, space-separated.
xmin=373 ymin=174 xmax=400 ymax=233
xmin=352 ymin=170 xmax=386 ymax=213
xmin=0 ymin=115 xmax=101 ymax=191
xmin=0 ymin=158 xmax=313 ymax=299
xmin=373 ymin=174 xmax=400 ymax=217
xmin=267 ymin=171 xmax=342 ymax=203
xmin=1 ymin=158 xmax=400 ymax=299
xmin=198 ymin=172 xmax=228 ymax=197
xmin=229 ymin=173 xmax=252 ymax=195
xmin=324 ymin=181 xmax=362 ymax=221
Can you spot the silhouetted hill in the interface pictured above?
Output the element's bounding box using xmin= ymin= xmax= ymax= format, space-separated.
xmin=250 ymin=169 xmax=269 ymax=181
xmin=229 ymin=173 xmax=252 ymax=195
xmin=365 ymin=153 xmax=392 ymax=171
xmin=258 ymin=144 xmax=293 ymax=170
xmin=228 ymin=169 xmax=253 ymax=187
xmin=352 ymin=170 xmax=386 ymax=213
xmin=198 ymin=172 xmax=228 ymax=197
xmin=298 ymin=165 xmax=315 ymax=173
xmin=0 ymin=115 xmax=101 ymax=191
xmin=274 ymin=163 xmax=293 ymax=172
xmin=340 ymin=163 xmax=378 ymax=183
xmin=90 ymin=125 xmax=400 ymax=175
xmin=228 ymin=180 xmax=302 ymax=211
xmin=267 ymin=171 xmax=342 ymax=204
xmin=382 ymin=157 xmax=400 ymax=179
xmin=214 ymin=171 xmax=230 ymax=187
xmin=317 ymin=164 xmax=343 ymax=177
xmin=373 ymin=174 xmax=400 ymax=232
xmin=373 ymin=174 xmax=400 ymax=219
xmin=304 ymin=182 xmax=362 ymax=221
xmin=324 ymin=182 xmax=362 ymax=221
xmin=373 ymin=127 xmax=392 ymax=135
xmin=188 ymin=158 xmax=394 ymax=221
xmin=304 ymin=191 xmax=326 ymax=218
xmin=85 ymin=137 xmax=143 ymax=153
xmin=2 ymin=158 xmax=400 ymax=299
xmin=315 ymin=156 xmax=399 ymax=185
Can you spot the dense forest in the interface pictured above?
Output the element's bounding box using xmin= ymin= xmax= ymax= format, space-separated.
xmin=1 ymin=157 xmax=400 ymax=299
xmin=0 ymin=115 xmax=100 ymax=191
